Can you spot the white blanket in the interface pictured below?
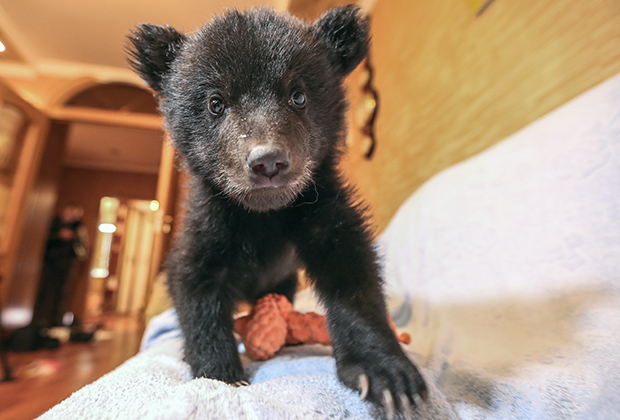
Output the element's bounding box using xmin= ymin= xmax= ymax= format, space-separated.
xmin=39 ymin=72 xmax=620 ymax=419
xmin=380 ymin=72 xmax=620 ymax=419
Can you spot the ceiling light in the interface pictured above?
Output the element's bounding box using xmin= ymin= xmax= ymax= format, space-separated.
xmin=0 ymin=41 xmax=5 ymax=53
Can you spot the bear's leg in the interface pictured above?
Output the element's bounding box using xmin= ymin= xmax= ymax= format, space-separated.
xmin=168 ymin=263 xmax=244 ymax=383
xmin=295 ymin=206 xmax=427 ymax=417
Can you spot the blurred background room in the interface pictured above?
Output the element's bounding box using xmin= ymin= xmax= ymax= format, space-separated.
xmin=0 ymin=0 xmax=619 ymax=419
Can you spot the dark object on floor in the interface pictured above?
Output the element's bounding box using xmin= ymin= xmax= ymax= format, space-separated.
xmin=70 ymin=322 xmax=103 ymax=343
xmin=70 ymin=330 xmax=95 ymax=343
xmin=6 ymin=324 xmax=60 ymax=352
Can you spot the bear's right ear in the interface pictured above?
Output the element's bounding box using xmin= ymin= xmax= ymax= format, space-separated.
xmin=127 ymin=24 xmax=187 ymax=94
xmin=313 ymin=5 xmax=370 ymax=77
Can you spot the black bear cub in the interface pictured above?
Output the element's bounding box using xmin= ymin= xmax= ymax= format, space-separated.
xmin=128 ymin=5 xmax=426 ymax=418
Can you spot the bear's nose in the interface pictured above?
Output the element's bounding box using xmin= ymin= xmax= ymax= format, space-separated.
xmin=247 ymin=145 xmax=290 ymax=178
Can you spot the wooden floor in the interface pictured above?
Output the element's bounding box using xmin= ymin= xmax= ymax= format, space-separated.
xmin=0 ymin=315 xmax=142 ymax=420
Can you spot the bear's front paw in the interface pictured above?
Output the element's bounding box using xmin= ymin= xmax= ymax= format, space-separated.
xmin=188 ymin=353 xmax=246 ymax=385
xmin=337 ymin=351 xmax=427 ymax=419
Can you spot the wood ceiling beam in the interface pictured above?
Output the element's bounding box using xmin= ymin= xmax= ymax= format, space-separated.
xmin=48 ymin=106 xmax=163 ymax=131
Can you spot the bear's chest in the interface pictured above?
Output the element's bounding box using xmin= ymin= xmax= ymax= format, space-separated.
xmin=256 ymin=242 xmax=300 ymax=290
xmin=226 ymin=210 xmax=302 ymax=293
xmin=231 ymin=240 xmax=301 ymax=299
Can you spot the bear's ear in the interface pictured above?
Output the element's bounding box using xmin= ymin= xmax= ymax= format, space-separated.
xmin=127 ymin=24 xmax=187 ymax=94
xmin=313 ymin=5 xmax=370 ymax=77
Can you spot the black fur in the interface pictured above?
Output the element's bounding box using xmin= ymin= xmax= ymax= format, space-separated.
xmin=128 ymin=5 xmax=426 ymax=417
xmin=127 ymin=24 xmax=186 ymax=94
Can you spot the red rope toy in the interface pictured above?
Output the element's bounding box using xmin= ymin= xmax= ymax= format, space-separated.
xmin=234 ymin=293 xmax=411 ymax=361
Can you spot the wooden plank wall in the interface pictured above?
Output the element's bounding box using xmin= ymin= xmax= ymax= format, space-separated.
xmin=341 ymin=0 xmax=620 ymax=231
xmin=4 ymin=123 xmax=68 ymax=315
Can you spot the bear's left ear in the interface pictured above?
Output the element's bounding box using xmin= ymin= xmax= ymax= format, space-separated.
xmin=127 ymin=24 xmax=187 ymax=94
xmin=313 ymin=5 xmax=370 ymax=77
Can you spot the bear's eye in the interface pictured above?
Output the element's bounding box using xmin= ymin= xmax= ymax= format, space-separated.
xmin=207 ymin=95 xmax=226 ymax=116
xmin=290 ymin=91 xmax=307 ymax=109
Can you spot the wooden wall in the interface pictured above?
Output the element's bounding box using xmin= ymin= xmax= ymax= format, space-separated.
xmin=288 ymin=0 xmax=349 ymax=20
xmin=341 ymin=0 xmax=620 ymax=231
xmin=5 ymin=122 xmax=68 ymax=316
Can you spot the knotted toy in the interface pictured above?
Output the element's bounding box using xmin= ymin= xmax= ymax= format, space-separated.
xmin=234 ymin=293 xmax=411 ymax=361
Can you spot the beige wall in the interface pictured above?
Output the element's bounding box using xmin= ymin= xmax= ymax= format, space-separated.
xmin=342 ymin=0 xmax=620 ymax=232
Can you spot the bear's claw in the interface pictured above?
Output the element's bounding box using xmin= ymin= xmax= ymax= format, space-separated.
xmin=382 ymin=389 xmax=395 ymax=420
xmin=342 ymin=353 xmax=427 ymax=419
xmin=232 ymin=380 xmax=250 ymax=387
xmin=358 ymin=374 xmax=369 ymax=400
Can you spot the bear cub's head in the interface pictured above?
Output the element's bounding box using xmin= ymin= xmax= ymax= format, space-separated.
xmin=128 ymin=6 xmax=369 ymax=212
